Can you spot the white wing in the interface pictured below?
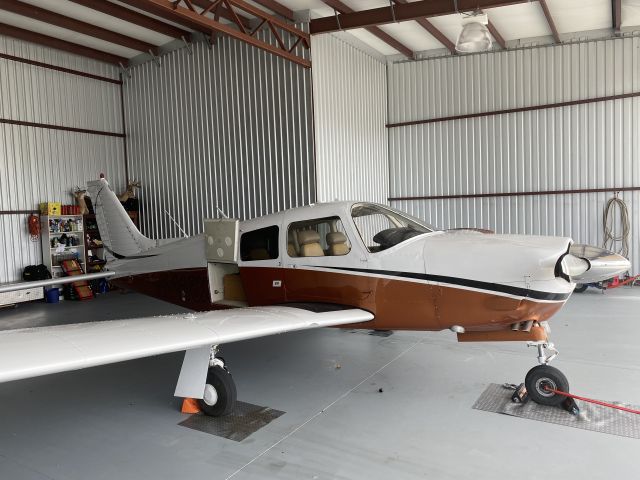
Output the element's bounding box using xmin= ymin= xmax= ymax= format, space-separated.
xmin=0 ymin=272 xmax=115 ymax=294
xmin=0 ymin=306 xmax=373 ymax=384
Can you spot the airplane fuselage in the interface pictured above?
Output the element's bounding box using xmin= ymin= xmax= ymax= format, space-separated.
xmin=112 ymin=202 xmax=575 ymax=337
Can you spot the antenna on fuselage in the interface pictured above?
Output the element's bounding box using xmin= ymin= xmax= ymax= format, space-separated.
xmin=163 ymin=209 xmax=189 ymax=238
xmin=216 ymin=206 xmax=229 ymax=219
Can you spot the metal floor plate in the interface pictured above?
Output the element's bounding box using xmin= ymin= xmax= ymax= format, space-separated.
xmin=179 ymin=401 xmax=285 ymax=442
xmin=473 ymin=383 xmax=640 ymax=439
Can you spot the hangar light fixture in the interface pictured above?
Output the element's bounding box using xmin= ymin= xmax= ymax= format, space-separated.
xmin=455 ymin=12 xmax=492 ymax=53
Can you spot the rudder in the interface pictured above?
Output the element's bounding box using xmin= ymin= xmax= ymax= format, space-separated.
xmin=87 ymin=178 xmax=156 ymax=257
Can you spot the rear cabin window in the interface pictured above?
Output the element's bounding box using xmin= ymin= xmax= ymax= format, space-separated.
xmin=287 ymin=216 xmax=351 ymax=257
xmin=240 ymin=226 xmax=279 ymax=261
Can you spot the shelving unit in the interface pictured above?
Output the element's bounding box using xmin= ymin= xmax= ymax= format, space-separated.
xmin=83 ymin=214 xmax=107 ymax=272
xmin=40 ymin=215 xmax=87 ymax=280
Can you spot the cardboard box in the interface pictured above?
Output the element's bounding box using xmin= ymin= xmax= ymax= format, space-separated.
xmin=40 ymin=202 xmax=62 ymax=216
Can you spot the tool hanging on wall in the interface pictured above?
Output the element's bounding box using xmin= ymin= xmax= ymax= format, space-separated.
xmin=27 ymin=214 xmax=40 ymax=242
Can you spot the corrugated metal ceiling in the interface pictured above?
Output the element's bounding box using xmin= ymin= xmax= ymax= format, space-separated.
xmin=0 ymin=0 xmax=635 ymax=65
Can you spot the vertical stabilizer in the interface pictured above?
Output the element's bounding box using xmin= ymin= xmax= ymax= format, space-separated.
xmin=87 ymin=178 xmax=156 ymax=257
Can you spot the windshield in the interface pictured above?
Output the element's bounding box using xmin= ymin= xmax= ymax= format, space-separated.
xmin=351 ymin=203 xmax=437 ymax=252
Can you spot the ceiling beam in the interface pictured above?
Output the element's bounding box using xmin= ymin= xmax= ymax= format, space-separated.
xmin=322 ymin=0 xmax=415 ymax=59
xmin=0 ymin=0 xmax=157 ymax=53
xmin=120 ymin=0 xmax=311 ymax=67
xmin=68 ymin=0 xmax=190 ymax=39
xmin=486 ymin=19 xmax=506 ymax=49
xmin=190 ymin=0 xmax=252 ymax=30
xmin=538 ymin=0 xmax=560 ymax=43
xmin=414 ymin=18 xmax=455 ymax=53
xmin=250 ymin=0 xmax=294 ymax=21
xmin=311 ymin=0 xmax=528 ymax=34
xmin=393 ymin=0 xmax=454 ymax=54
xmin=0 ymin=22 xmax=128 ymax=65
xmin=116 ymin=0 xmax=251 ymax=32
xmin=612 ymin=0 xmax=621 ymax=31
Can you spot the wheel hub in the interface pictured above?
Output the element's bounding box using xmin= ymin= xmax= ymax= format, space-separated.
xmin=535 ymin=377 xmax=557 ymax=397
xmin=203 ymin=384 xmax=218 ymax=406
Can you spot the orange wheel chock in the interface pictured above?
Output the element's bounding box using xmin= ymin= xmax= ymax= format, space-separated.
xmin=181 ymin=398 xmax=201 ymax=414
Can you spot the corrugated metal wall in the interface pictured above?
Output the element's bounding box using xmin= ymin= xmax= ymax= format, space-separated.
xmin=388 ymin=37 xmax=640 ymax=273
xmin=0 ymin=35 xmax=126 ymax=283
xmin=123 ymin=33 xmax=314 ymax=240
xmin=311 ymin=34 xmax=389 ymax=205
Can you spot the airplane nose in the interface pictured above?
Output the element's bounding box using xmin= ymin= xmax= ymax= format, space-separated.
xmin=565 ymin=244 xmax=630 ymax=283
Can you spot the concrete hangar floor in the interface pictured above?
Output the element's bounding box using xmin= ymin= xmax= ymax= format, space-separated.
xmin=0 ymin=288 xmax=638 ymax=480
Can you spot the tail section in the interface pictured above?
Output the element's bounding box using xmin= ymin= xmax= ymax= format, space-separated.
xmin=87 ymin=178 xmax=156 ymax=257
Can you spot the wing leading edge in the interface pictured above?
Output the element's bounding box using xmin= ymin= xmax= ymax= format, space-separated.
xmin=0 ymin=306 xmax=373 ymax=384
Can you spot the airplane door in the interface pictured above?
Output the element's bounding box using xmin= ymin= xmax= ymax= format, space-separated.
xmin=237 ymin=224 xmax=286 ymax=306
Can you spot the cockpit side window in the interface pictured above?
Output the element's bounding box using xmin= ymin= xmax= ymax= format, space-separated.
xmin=351 ymin=204 xmax=434 ymax=252
xmin=287 ymin=216 xmax=351 ymax=257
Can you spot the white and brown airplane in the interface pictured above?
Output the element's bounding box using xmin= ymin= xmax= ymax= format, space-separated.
xmin=0 ymin=177 xmax=630 ymax=415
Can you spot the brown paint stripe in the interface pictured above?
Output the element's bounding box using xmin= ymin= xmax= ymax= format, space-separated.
xmin=0 ymin=118 xmax=125 ymax=138
xmin=386 ymin=91 xmax=640 ymax=128
xmin=389 ymin=186 xmax=640 ymax=202
xmin=0 ymin=52 xmax=121 ymax=84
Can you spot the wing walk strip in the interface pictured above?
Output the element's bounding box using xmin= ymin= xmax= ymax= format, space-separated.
xmin=0 ymin=307 xmax=373 ymax=384
xmin=308 ymin=266 xmax=570 ymax=302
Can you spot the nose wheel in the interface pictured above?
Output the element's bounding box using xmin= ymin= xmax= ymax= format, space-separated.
xmin=525 ymin=364 xmax=569 ymax=406
xmin=525 ymin=341 xmax=569 ymax=406
xmin=197 ymin=354 xmax=237 ymax=417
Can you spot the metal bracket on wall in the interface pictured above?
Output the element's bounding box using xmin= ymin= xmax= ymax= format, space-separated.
xmin=181 ymin=35 xmax=193 ymax=55
xmin=148 ymin=49 xmax=161 ymax=67
xmin=119 ymin=62 xmax=132 ymax=79
xmin=206 ymin=31 xmax=218 ymax=49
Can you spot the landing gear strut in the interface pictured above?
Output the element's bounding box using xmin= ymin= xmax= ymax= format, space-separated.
xmin=524 ymin=341 xmax=569 ymax=406
xmin=197 ymin=347 xmax=237 ymax=416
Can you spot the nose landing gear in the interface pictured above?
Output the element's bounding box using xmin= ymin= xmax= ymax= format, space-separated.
xmin=525 ymin=341 xmax=569 ymax=406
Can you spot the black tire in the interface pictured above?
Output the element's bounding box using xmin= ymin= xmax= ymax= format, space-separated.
xmin=574 ymin=284 xmax=588 ymax=293
xmin=525 ymin=365 xmax=569 ymax=406
xmin=197 ymin=366 xmax=237 ymax=416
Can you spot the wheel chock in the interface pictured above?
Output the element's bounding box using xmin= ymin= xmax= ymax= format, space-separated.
xmin=181 ymin=397 xmax=201 ymax=414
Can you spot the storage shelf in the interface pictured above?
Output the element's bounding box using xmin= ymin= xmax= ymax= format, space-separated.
xmin=41 ymin=215 xmax=87 ymax=277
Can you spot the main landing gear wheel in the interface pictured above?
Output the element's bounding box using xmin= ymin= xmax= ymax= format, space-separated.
xmin=525 ymin=365 xmax=569 ymax=406
xmin=574 ymin=283 xmax=588 ymax=293
xmin=197 ymin=365 xmax=237 ymax=417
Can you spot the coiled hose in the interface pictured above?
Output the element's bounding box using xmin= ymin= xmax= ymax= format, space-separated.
xmin=602 ymin=194 xmax=630 ymax=258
